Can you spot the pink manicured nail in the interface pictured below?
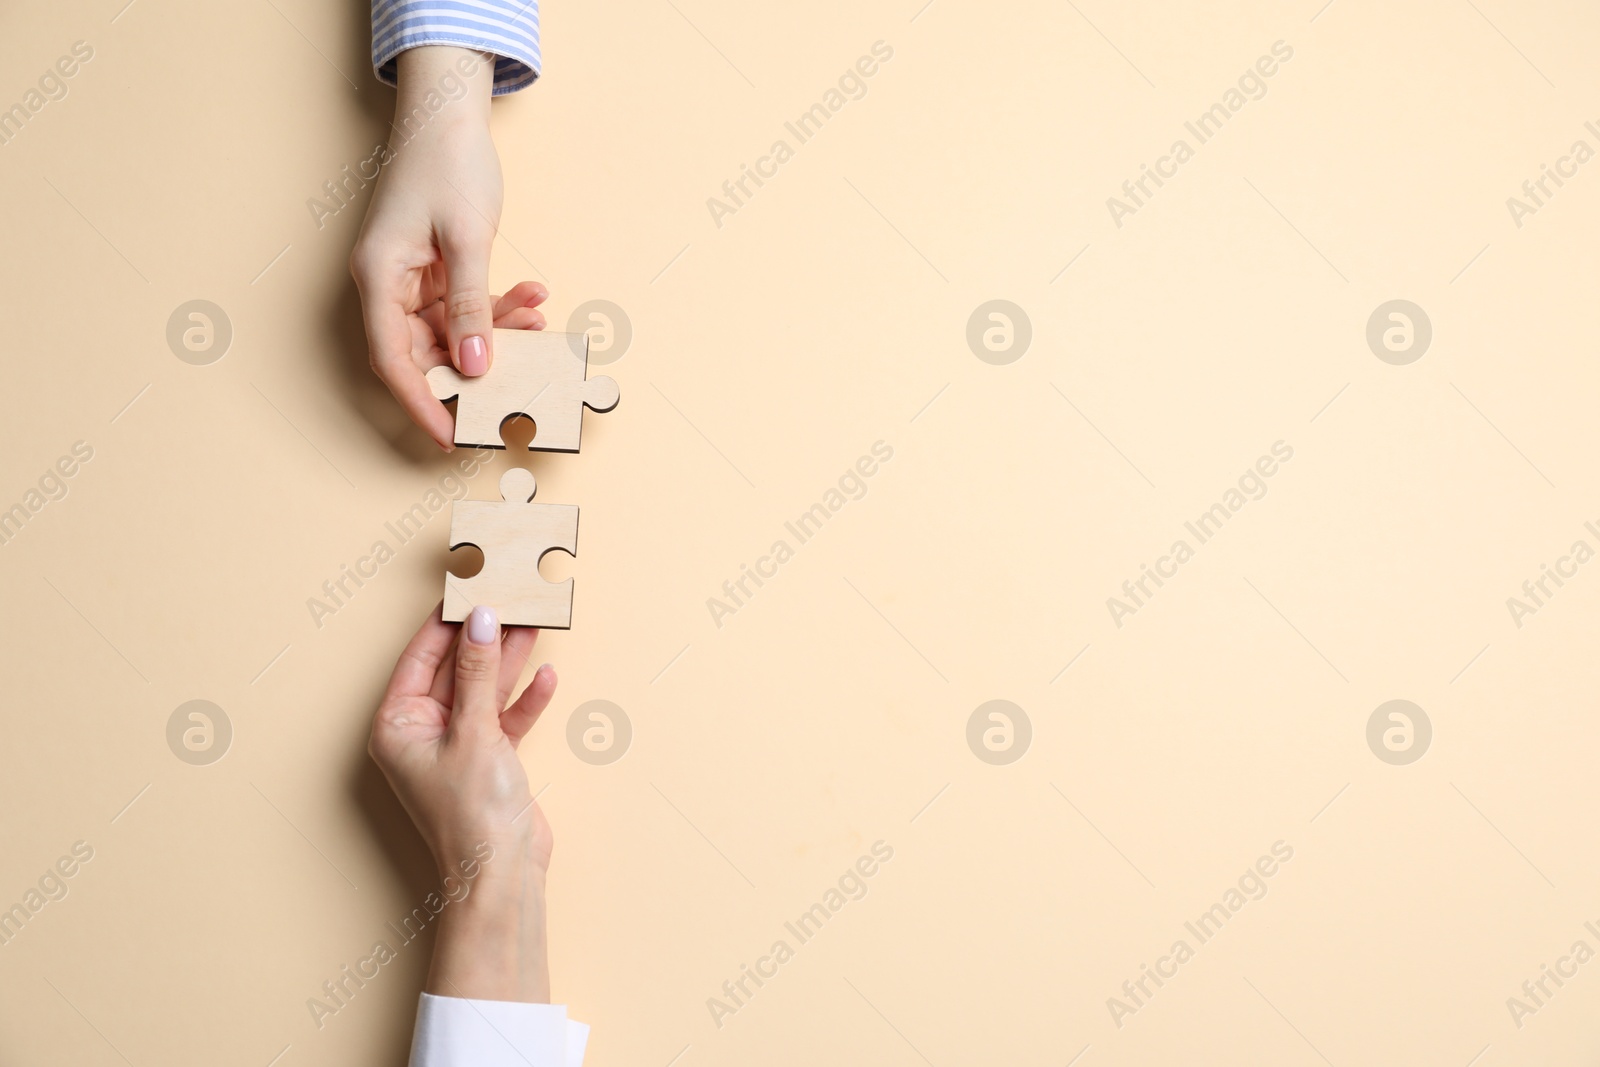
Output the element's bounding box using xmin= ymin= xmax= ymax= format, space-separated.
xmin=467 ymin=605 xmax=498 ymax=645
xmin=459 ymin=335 xmax=488 ymax=376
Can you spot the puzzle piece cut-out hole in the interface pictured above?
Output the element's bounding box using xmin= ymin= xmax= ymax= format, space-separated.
xmin=445 ymin=543 xmax=484 ymax=580
xmin=536 ymin=544 xmax=575 ymax=584
xmin=498 ymin=414 xmax=537 ymax=453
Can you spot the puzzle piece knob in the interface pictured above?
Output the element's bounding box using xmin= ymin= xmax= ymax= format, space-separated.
xmin=500 ymin=467 xmax=536 ymax=502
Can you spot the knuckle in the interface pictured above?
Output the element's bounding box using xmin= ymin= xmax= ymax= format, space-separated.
xmin=456 ymin=649 xmax=497 ymax=683
xmin=443 ymin=215 xmax=495 ymax=250
xmin=367 ymin=724 xmax=391 ymax=766
xmin=368 ymin=346 xmax=399 ymax=380
xmin=349 ymin=243 xmax=375 ymax=282
xmin=446 ymin=289 xmax=491 ymax=322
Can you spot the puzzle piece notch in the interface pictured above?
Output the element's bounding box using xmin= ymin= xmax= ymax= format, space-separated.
xmin=442 ymin=466 xmax=580 ymax=629
xmin=426 ymin=329 xmax=619 ymax=453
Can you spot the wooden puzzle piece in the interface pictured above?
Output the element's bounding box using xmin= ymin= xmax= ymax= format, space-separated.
xmin=443 ymin=467 xmax=579 ymax=628
xmin=426 ymin=329 xmax=620 ymax=453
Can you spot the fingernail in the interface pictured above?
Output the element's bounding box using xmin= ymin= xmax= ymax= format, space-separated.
xmin=467 ymin=605 xmax=498 ymax=645
xmin=459 ymin=335 xmax=488 ymax=376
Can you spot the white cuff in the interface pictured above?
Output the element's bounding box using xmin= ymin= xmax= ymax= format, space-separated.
xmin=409 ymin=992 xmax=588 ymax=1067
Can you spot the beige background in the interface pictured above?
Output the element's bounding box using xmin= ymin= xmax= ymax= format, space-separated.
xmin=2 ymin=0 xmax=1598 ymax=1063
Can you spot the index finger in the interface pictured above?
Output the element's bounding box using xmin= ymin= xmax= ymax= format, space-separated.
xmin=376 ymin=348 xmax=457 ymax=452
xmin=382 ymin=603 xmax=458 ymax=703
xmin=354 ymin=259 xmax=457 ymax=451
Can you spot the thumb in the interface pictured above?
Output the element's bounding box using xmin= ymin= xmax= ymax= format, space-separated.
xmin=450 ymin=605 xmax=502 ymax=738
xmin=441 ymin=227 xmax=495 ymax=377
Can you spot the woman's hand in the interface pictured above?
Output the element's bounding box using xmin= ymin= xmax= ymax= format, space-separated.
xmin=370 ymin=604 xmax=558 ymax=1001
xmin=351 ymin=45 xmax=548 ymax=451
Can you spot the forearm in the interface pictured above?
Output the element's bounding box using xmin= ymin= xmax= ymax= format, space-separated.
xmin=426 ymin=849 xmax=551 ymax=1003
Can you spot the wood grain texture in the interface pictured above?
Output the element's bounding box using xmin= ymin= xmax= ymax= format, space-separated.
xmin=443 ymin=468 xmax=578 ymax=628
xmin=427 ymin=329 xmax=620 ymax=452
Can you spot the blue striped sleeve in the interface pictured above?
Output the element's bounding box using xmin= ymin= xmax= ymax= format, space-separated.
xmin=372 ymin=0 xmax=541 ymax=96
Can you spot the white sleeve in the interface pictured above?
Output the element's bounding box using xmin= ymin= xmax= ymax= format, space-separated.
xmin=408 ymin=992 xmax=590 ymax=1067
